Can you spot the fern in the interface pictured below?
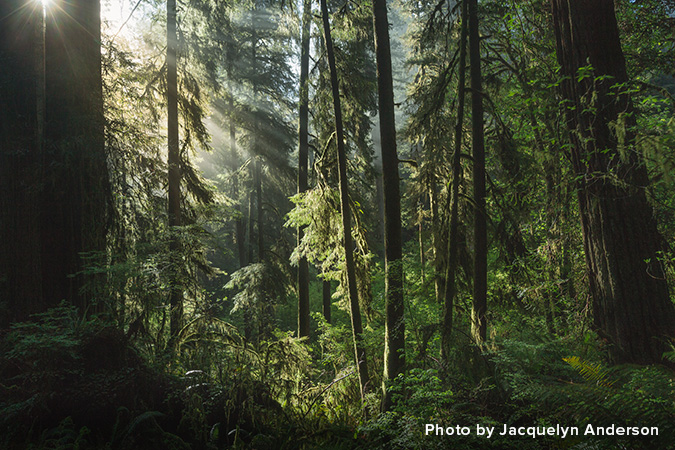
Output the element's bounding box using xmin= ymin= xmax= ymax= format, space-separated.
xmin=563 ymin=356 xmax=616 ymax=388
xmin=539 ymin=359 xmax=675 ymax=449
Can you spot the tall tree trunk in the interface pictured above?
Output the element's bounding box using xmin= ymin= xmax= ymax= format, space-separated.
xmin=233 ymin=173 xmax=247 ymax=268
xmin=43 ymin=0 xmax=109 ymax=313
xmin=323 ymin=279 xmax=332 ymax=324
xmin=167 ymin=0 xmax=183 ymax=345
xmin=232 ymin=129 xmax=247 ymax=269
xmin=233 ymin=159 xmax=254 ymax=343
xmin=374 ymin=150 xmax=386 ymax=259
xmin=550 ymin=0 xmax=675 ymax=365
xmin=468 ymin=0 xmax=487 ymax=343
xmin=227 ymin=38 xmax=245 ymax=270
xmin=0 ymin=0 xmax=44 ymax=323
xmin=256 ymin=158 xmax=264 ymax=261
xmin=256 ymin=157 xmax=271 ymax=339
xmin=543 ymin=163 xmax=558 ymax=335
xmin=372 ymin=0 xmax=404 ymax=412
xmin=441 ymin=0 xmax=468 ymax=361
xmin=297 ymin=0 xmax=312 ymax=340
xmin=320 ymin=0 xmax=371 ymax=398
xmin=431 ymin=180 xmax=445 ymax=303
xmin=418 ymin=202 xmax=425 ymax=282
xmin=560 ymin=181 xmax=575 ymax=303
xmin=247 ymin=180 xmax=255 ymax=266
xmin=250 ymin=15 xmax=263 ymax=265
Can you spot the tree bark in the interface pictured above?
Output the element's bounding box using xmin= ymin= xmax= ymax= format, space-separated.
xmin=372 ymin=0 xmax=404 ymax=412
xmin=431 ymin=180 xmax=445 ymax=304
xmin=167 ymin=0 xmax=183 ymax=345
xmin=0 ymin=0 xmax=44 ymax=323
xmin=441 ymin=0 xmax=468 ymax=361
xmin=468 ymin=0 xmax=487 ymax=343
xmin=43 ymin=0 xmax=109 ymax=313
xmin=232 ymin=132 xmax=247 ymax=269
xmin=256 ymin=158 xmax=264 ymax=261
xmin=247 ymin=179 xmax=255 ymax=266
xmin=418 ymin=203 xmax=425 ymax=282
xmin=323 ymin=279 xmax=332 ymax=324
xmin=320 ymin=0 xmax=371 ymax=398
xmin=297 ymin=0 xmax=312 ymax=340
xmin=550 ymin=0 xmax=675 ymax=364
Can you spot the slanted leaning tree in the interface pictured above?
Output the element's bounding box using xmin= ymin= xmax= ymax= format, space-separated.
xmin=320 ymin=0 xmax=371 ymax=399
xmin=550 ymin=0 xmax=675 ymax=364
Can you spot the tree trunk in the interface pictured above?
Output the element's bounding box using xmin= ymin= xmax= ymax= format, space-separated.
xmin=560 ymin=182 xmax=575 ymax=303
xmin=543 ymin=155 xmax=562 ymax=335
xmin=418 ymin=203 xmax=425 ymax=282
xmin=320 ymin=0 xmax=371 ymax=398
xmin=255 ymin=157 xmax=271 ymax=339
xmin=468 ymin=0 xmax=487 ymax=343
xmin=43 ymin=0 xmax=109 ymax=313
xmin=431 ymin=180 xmax=445 ymax=304
xmin=256 ymin=158 xmax=264 ymax=261
xmin=550 ymin=0 xmax=675 ymax=364
xmin=0 ymin=0 xmax=44 ymax=323
xmin=297 ymin=0 xmax=312 ymax=340
xmin=441 ymin=0 xmax=468 ymax=361
xmin=323 ymin=279 xmax=332 ymax=324
xmin=232 ymin=136 xmax=247 ymax=269
xmin=167 ymin=0 xmax=183 ymax=345
xmin=247 ymin=180 xmax=255 ymax=266
xmin=372 ymin=0 xmax=404 ymax=412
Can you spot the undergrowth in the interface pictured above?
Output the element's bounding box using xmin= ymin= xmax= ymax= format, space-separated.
xmin=1 ymin=306 xmax=673 ymax=449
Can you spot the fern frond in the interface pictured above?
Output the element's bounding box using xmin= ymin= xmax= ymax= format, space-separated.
xmin=563 ymin=356 xmax=616 ymax=388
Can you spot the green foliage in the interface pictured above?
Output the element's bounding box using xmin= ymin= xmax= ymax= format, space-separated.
xmin=389 ymin=369 xmax=455 ymax=419
xmin=3 ymin=306 xmax=82 ymax=384
xmin=543 ymin=360 xmax=675 ymax=449
xmin=4 ymin=0 xmax=675 ymax=449
xmin=563 ymin=356 xmax=615 ymax=388
xmin=287 ymin=188 xmax=375 ymax=320
xmin=28 ymin=417 xmax=92 ymax=450
xmin=358 ymin=365 xmax=544 ymax=450
xmin=0 ymin=306 xmax=181 ymax=449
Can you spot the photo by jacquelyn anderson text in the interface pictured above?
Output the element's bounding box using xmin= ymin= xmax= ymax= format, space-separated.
xmin=425 ymin=423 xmax=660 ymax=439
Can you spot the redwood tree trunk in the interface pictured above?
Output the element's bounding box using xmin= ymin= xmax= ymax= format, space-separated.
xmin=43 ymin=0 xmax=109 ymax=313
xmin=256 ymin=158 xmax=264 ymax=261
xmin=320 ymin=0 xmax=371 ymax=398
xmin=232 ymin=146 xmax=247 ymax=269
xmin=247 ymin=181 xmax=254 ymax=266
xmin=297 ymin=0 xmax=312 ymax=340
xmin=469 ymin=0 xmax=487 ymax=343
xmin=0 ymin=0 xmax=44 ymax=323
xmin=442 ymin=0 xmax=468 ymax=361
xmin=550 ymin=0 xmax=675 ymax=364
xmin=167 ymin=0 xmax=183 ymax=344
xmin=323 ymin=279 xmax=332 ymax=324
xmin=372 ymin=0 xmax=404 ymax=411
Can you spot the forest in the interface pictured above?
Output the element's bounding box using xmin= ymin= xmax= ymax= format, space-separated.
xmin=1 ymin=0 xmax=675 ymax=448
